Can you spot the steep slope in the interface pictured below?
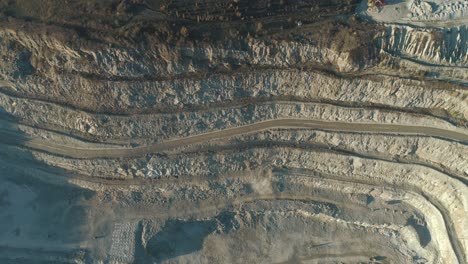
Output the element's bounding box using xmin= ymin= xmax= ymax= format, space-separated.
xmin=0 ymin=0 xmax=466 ymax=263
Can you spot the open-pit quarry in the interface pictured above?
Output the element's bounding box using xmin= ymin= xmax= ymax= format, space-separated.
xmin=0 ymin=0 xmax=467 ymax=263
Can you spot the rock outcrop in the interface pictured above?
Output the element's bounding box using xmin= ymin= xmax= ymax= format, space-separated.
xmin=0 ymin=0 xmax=466 ymax=263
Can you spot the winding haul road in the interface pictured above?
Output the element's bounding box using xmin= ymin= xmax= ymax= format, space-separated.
xmin=1 ymin=118 xmax=467 ymax=159
xmin=1 ymin=117 xmax=467 ymax=263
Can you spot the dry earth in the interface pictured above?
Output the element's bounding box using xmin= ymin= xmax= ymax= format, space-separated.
xmin=0 ymin=0 xmax=467 ymax=263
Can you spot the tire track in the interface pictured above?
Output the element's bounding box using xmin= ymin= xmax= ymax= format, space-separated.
xmin=1 ymin=118 xmax=466 ymax=159
xmin=0 ymin=84 xmax=460 ymax=125
xmin=281 ymin=168 xmax=466 ymax=264
xmin=104 ymin=169 xmax=457 ymax=263
xmin=176 ymin=140 xmax=468 ymax=185
xmin=1 ymin=149 xmax=460 ymax=262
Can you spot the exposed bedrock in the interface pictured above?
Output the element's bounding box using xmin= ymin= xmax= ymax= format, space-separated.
xmin=0 ymin=0 xmax=467 ymax=263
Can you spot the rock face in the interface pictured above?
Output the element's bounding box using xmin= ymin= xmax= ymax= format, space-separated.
xmin=0 ymin=0 xmax=467 ymax=263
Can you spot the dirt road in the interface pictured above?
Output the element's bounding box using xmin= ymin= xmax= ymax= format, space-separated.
xmin=1 ymin=118 xmax=466 ymax=159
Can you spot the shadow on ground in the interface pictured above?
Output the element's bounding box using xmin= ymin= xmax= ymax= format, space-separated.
xmin=146 ymin=219 xmax=217 ymax=261
xmin=0 ymin=109 xmax=96 ymax=263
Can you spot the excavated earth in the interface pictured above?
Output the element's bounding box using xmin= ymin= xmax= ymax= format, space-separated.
xmin=0 ymin=0 xmax=467 ymax=263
